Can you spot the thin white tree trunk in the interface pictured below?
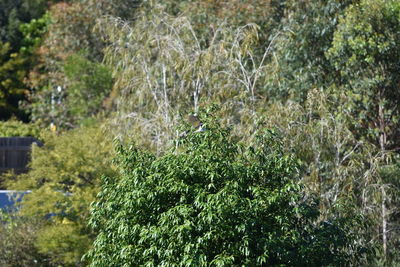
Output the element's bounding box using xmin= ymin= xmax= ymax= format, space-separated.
xmin=378 ymin=95 xmax=387 ymax=260
xmin=381 ymin=186 xmax=387 ymax=259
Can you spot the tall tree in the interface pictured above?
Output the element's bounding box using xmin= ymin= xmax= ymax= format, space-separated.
xmin=263 ymin=0 xmax=355 ymax=101
xmin=86 ymin=116 xmax=363 ymax=266
xmin=27 ymin=0 xmax=139 ymax=127
xmin=0 ymin=0 xmax=54 ymax=120
xmin=327 ymin=0 xmax=400 ymax=261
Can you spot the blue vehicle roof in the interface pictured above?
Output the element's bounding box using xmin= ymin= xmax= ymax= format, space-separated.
xmin=0 ymin=190 xmax=30 ymax=211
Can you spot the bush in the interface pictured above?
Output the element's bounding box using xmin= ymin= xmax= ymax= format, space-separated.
xmin=0 ymin=119 xmax=42 ymax=138
xmin=5 ymin=124 xmax=115 ymax=266
xmin=63 ymin=53 xmax=113 ymax=124
xmin=0 ymin=210 xmax=49 ymax=267
xmin=86 ymin=116 xmax=361 ymax=266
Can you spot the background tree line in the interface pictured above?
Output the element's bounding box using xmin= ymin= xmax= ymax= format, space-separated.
xmin=0 ymin=0 xmax=399 ymax=266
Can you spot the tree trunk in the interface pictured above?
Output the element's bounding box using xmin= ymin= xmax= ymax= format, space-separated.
xmin=381 ymin=186 xmax=387 ymax=259
xmin=378 ymin=97 xmax=387 ymax=260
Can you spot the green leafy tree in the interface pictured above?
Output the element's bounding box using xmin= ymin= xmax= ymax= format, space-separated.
xmin=63 ymin=54 xmax=113 ymax=125
xmin=19 ymin=12 xmax=49 ymax=55
xmin=0 ymin=41 xmax=29 ymax=120
xmin=29 ymin=52 xmax=113 ymax=128
xmin=327 ymin=0 xmax=400 ymax=151
xmin=327 ymin=1 xmax=400 ymax=261
xmin=86 ymin=116 xmax=362 ymax=266
xmin=0 ymin=119 xmax=42 ymax=137
xmin=0 ymin=20 xmax=47 ymax=121
xmin=0 ymin=0 xmax=50 ymax=47
xmin=27 ymin=0 xmax=140 ymax=127
xmin=264 ymin=0 xmax=355 ymax=101
xmin=6 ymin=125 xmax=115 ymax=266
xmin=0 ymin=0 xmax=55 ymax=120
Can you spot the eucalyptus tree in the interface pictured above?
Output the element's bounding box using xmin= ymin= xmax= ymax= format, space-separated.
xmin=99 ymin=6 xmax=279 ymax=152
xmin=327 ymin=0 xmax=400 ymax=261
xmin=263 ymin=0 xmax=355 ymax=101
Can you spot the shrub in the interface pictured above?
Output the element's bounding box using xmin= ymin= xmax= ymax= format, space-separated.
xmin=0 ymin=119 xmax=42 ymax=138
xmin=0 ymin=210 xmax=49 ymax=267
xmin=5 ymin=124 xmax=115 ymax=266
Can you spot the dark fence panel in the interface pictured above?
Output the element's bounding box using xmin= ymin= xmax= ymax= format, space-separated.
xmin=0 ymin=137 xmax=42 ymax=174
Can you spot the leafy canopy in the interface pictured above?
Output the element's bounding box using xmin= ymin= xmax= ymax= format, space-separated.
xmin=86 ymin=115 xmax=359 ymax=266
xmin=327 ymin=0 xmax=400 ymax=149
xmin=0 ymin=118 xmax=41 ymax=138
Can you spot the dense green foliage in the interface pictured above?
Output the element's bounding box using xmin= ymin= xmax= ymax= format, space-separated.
xmin=328 ymin=0 xmax=400 ymax=150
xmin=1 ymin=0 xmax=399 ymax=265
xmin=0 ymin=41 xmax=29 ymax=120
xmin=63 ymin=54 xmax=113 ymax=124
xmin=4 ymin=125 xmax=115 ymax=266
xmin=265 ymin=0 xmax=354 ymax=100
xmin=26 ymin=0 xmax=139 ymax=127
xmin=0 ymin=120 xmax=42 ymax=137
xmin=87 ymin=118 xmax=361 ymax=266
xmin=29 ymin=52 xmax=113 ymax=128
xmin=0 ymin=0 xmax=55 ymax=120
